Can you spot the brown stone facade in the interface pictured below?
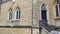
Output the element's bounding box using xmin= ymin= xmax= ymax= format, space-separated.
xmin=0 ymin=0 xmax=60 ymax=34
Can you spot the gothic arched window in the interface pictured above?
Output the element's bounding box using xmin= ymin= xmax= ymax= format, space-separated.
xmin=41 ymin=3 xmax=47 ymax=22
xmin=16 ymin=7 xmax=20 ymax=19
xmin=9 ymin=9 xmax=13 ymax=20
xmin=55 ymin=0 xmax=60 ymax=17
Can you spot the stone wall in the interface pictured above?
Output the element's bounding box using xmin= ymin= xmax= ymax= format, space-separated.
xmin=0 ymin=28 xmax=31 ymax=34
xmin=1 ymin=0 xmax=32 ymax=26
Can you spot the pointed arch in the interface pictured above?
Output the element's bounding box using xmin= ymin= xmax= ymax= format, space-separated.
xmin=41 ymin=3 xmax=47 ymax=10
xmin=40 ymin=2 xmax=50 ymax=24
xmin=8 ymin=8 xmax=12 ymax=12
xmin=14 ymin=6 xmax=20 ymax=10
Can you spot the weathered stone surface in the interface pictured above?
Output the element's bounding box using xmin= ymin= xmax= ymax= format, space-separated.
xmin=0 ymin=28 xmax=31 ymax=34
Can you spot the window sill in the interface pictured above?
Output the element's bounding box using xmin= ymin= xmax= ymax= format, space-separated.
xmin=7 ymin=19 xmax=20 ymax=22
xmin=55 ymin=17 xmax=60 ymax=20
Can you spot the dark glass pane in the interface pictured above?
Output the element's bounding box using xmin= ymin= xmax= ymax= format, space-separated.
xmin=41 ymin=10 xmax=47 ymax=23
xmin=59 ymin=5 xmax=60 ymax=12
xmin=56 ymin=5 xmax=59 ymax=17
xmin=16 ymin=11 xmax=18 ymax=19
xmin=16 ymin=9 xmax=20 ymax=19
xmin=19 ymin=11 xmax=20 ymax=19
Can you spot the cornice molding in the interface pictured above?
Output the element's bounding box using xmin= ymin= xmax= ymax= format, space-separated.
xmin=1 ymin=0 xmax=12 ymax=4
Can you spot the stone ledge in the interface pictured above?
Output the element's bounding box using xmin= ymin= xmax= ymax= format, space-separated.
xmin=55 ymin=17 xmax=60 ymax=20
xmin=0 ymin=26 xmax=32 ymax=28
xmin=0 ymin=26 xmax=41 ymax=28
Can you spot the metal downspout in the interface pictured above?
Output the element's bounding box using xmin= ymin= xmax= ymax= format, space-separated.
xmin=31 ymin=0 xmax=33 ymax=34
